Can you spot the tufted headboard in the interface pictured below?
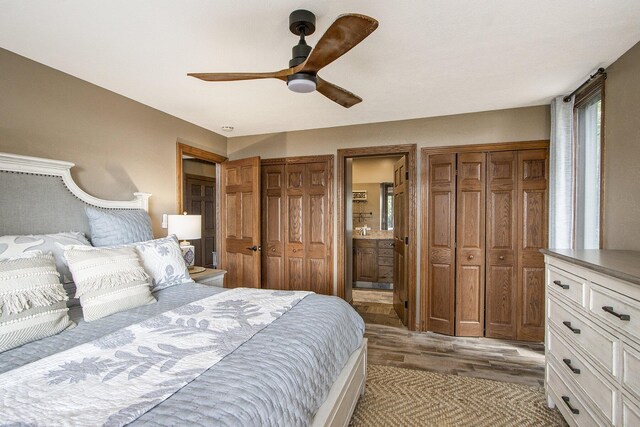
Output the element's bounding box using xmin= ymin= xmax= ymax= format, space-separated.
xmin=0 ymin=153 xmax=151 ymax=238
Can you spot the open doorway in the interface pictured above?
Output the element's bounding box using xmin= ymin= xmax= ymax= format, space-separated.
xmin=338 ymin=145 xmax=417 ymax=330
xmin=350 ymin=156 xmax=403 ymax=326
xmin=176 ymin=142 xmax=227 ymax=269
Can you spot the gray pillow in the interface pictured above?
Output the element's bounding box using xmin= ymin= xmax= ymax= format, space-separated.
xmin=0 ymin=252 xmax=75 ymax=352
xmin=85 ymin=207 xmax=153 ymax=247
xmin=0 ymin=232 xmax=91 ymax=303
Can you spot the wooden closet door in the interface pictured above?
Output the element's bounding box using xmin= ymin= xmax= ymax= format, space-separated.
xmin=517 ymin=149 xmax=548 ymax=342
xmin=455 ymin=153 xmax=485 ymax=337
xmin=485 ymin=151 xmax=518 ymax=339
xmin=285 ymin=163 xmax=305 ymax=291
xmin=305 ymin=162 xmax=331 ymax=295
xmin=261 ymin=164 xmax=285 ymax=289
xmin=220 ymin=157 xmax=261 ymax=288
xmin=427 ymin=154 xmax=456 ymax=335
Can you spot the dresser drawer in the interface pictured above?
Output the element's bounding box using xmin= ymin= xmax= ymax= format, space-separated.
xmin=548 ymin=327 xmax=617 ymax=423
xmin=378 ymin=248 xmax=394 ymax=258
xmin=377 ymin=239 xmax=394 ymax=249
xmin=623 ymin=344 xmax=640 ymax=401
xmin=378 ymin=256 xmax=393 ymax=266
xmin=590 ymin=283 xmax=640 ymax=342
xmin=548 ymin=266 xmax=586 ymax=307
xmin=623 ymin=396 xmax=640 ymax=427
xmin=548 ymin=296 xmax=618 ymax=377
xmin=547 ymin=362 xmax=600 ymax=427
xmin=354 ymin=239 xmax=377 ymax=248
xmin=378 ymin=265 xmax=393 ymax=281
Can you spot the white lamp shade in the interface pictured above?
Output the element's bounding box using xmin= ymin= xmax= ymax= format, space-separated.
xmin=167 ymin=214 xmax=201 ymax=241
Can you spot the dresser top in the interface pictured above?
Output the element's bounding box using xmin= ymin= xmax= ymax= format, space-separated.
xmin=541 ymin=249 xmax=640 ymax=286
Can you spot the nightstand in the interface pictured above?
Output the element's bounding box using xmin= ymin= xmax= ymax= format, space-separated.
xmin=190 ymin=268 xmax=226 ymax=287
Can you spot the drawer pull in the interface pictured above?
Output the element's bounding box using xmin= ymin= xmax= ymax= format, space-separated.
xmin=553 ymin=280 xmax=570 ymax=290
xmin=602 ymin=306 xmax=630 ymax=321
xmin=562 ymin=321 xmax=581 ymax=334
xmin=562 ymin=358 xmax=581 ymax=374
xmin=561 ymin=396 xmax=580 ymax=415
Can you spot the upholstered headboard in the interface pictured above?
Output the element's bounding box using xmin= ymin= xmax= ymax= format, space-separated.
xmin=0 ymin=153 xmax=151 ymax=237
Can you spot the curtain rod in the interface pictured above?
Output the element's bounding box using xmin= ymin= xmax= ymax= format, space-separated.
xmin=563 ymin=67 xmax=607 ymax=102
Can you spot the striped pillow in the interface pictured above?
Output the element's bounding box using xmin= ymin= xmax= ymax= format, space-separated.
xmin=0 ymin=252 xmax=74 ymax=353
xmin=65 ymin=246 xmax=156 ymax=321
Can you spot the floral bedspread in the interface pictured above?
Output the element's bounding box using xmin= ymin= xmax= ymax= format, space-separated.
xmin=0 ymin=288 xmax=311 ymax=426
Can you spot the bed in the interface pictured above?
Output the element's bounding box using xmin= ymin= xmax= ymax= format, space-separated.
xmin=0 ymin=152 xmax=367 ymax=427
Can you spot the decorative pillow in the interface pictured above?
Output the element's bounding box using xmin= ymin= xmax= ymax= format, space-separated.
xmin=0 ymin=252 xmax=75 ymax=352
xmin=85 ymin=206 xmax=153 ymax=247
xmin=65 ymin=246 xmax=156 ymax=321
xmin=0 ymin=232 xmax=91 ymax=304
xmin=134 ymin=235 xmax=193 ymax=291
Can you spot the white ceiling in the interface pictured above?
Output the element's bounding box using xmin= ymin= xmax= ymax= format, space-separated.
xmin=1 ymin=1 xmax=639 ymax=137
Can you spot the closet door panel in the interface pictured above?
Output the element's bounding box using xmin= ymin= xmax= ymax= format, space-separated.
xmin=486 ymin=151 xmax=518 ymax=339
xmin=427 ymin=154 xmax=456 ymax=335
xmin=517 ymin=149 xmax=548 ymax=342
xmin=285 ymin=164 xmax=305 ymax=289
xmin=455 ymin=152 xmax=485 ymax=337
xmin=261 ymin=165 xmax=285 ymax=289
xmin=305 ymin=162 xmax=331 ymax=295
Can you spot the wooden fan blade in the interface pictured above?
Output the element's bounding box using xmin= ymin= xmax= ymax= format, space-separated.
xmin=301 ymin=14 xmax=378 ymax=74
xmin=316 ymin=77 xmax=362 ymax=108
xmin=188 ymin=65 xmax=303 ymax=82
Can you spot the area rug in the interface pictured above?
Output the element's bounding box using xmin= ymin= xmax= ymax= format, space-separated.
xmin=350 ymin=364 xmax=566 ymax=427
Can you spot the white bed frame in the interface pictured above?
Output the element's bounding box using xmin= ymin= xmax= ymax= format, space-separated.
xmin=0 ymin=152 xmax=368 ymax=426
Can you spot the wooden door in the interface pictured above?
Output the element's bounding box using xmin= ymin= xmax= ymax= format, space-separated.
xmin=485 ymin=151 xmax=518 ymax=339
xmin=427 ymin=154 xmax=457 ymax=335
xmin=220 ymin=157 xmax=261 ymax=288
xmin=261 ymin=164 xmax=285 ymax=289
xmin=285 ymin=163 xmax=305 ymax=290
xmin=455 ymin=153 xmax=485 ymax=337
xmin=184 ymin=175 xmax=216 ymax=268
xmin=393 ymin=156 xmax=409 ymax=326
xmin=517 ymin=149 xmax=548 ymax=341
xmin=304 ymin=162 xmax=331 ymax=294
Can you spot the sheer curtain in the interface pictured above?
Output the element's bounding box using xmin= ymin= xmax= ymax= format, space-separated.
xmin=549 ymin=96 xmax=574 ymax=249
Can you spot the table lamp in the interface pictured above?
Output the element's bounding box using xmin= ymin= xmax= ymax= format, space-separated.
xmin=168 ymin=212 xmax=203 ymax=273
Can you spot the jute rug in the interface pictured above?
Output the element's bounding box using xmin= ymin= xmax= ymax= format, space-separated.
xmin=350 ymin=364 xmax=567 ymax=427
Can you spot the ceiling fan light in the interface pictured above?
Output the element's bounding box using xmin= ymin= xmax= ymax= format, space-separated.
xmin=287 ymin=73 xmax=317 ymax=93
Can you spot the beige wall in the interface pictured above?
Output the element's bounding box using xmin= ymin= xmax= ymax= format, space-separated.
xmin=0 ymin=48 xmax=226 ymax=235
xmin=603 ymin=41 xmax=640 ymax=250
xmin=352 ymin=156 xmax=401 ymax=183
xmin=183 ymin=159 xmax=216 ymax=178
xmin=228 ymin=105 xmax=550 ymax=318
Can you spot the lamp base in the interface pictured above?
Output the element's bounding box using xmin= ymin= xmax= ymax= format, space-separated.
xmin=179 ymin=243 xmax=195 ymax=267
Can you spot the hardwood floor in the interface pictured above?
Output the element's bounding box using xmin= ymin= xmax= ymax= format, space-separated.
xmin=352 ymin=290 xmax=545 ymax=387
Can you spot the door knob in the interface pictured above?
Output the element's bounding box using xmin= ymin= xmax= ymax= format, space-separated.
xmin=468 ymin=255 xmax=474 ymax=260
xmin=271 ymin=248 xmax=276 ymax=252
xmin=247 ymin=245 xmax=259 ymax=252
xmin=499 ymin=256 xmax=505 ymax=260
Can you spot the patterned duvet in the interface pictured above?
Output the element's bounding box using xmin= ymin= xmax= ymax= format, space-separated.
xmin=0 ymin=283 xmax=365 ymax=426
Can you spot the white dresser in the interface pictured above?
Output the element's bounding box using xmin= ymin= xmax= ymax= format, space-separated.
xmin=543 ymin=250 xmax=640 ymax=427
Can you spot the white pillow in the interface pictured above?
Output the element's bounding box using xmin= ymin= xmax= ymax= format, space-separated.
xmin=0 ymin=252 xmax=74 ymax=352
xmin=64 ymin=246 xmax=156 ymax=321
xmin=134 ymin=235 xmax=194 ymax=291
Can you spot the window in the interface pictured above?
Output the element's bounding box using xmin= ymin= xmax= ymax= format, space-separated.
xmin=574 ymin=81 xmax=604 ymax=249
xmin=380 ymin=182 xmax=394 ymax=230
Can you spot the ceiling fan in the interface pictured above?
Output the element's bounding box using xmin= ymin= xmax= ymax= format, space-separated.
xmin=188 ymin=10 xmax=378 ymax=108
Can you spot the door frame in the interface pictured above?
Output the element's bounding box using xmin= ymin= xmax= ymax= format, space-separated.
xmin=420 ymin=140 xmax=549 ymax=332
xmin=176 ymin=142 xmax=227 ymax=265
xmin=337 ymin=144 xmax=418 ymax=331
